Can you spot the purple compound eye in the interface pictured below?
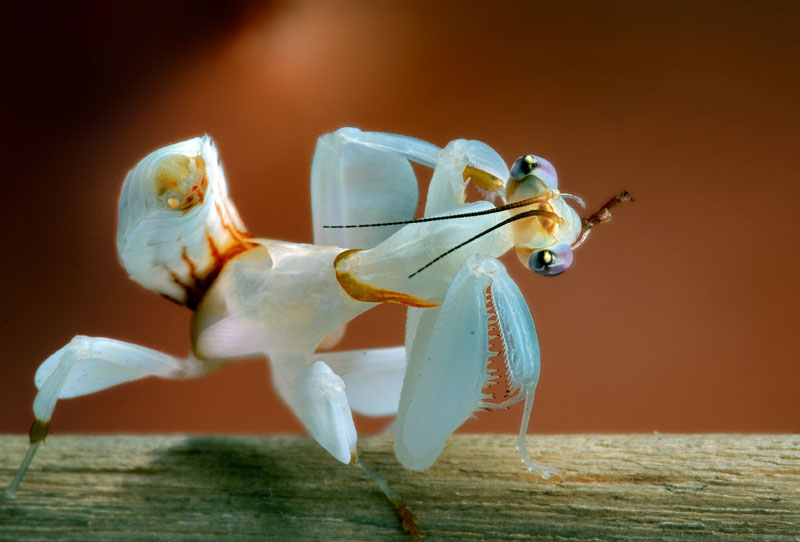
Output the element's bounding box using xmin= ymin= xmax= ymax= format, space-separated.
xmin=509 ymin=154 xmax=558 ymax=189
xmin=528 ymin=241 xmax=573 ymax=276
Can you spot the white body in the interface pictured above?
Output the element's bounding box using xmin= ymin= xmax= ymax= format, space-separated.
xmin=4 ymin=128 xmax=585 ymax=503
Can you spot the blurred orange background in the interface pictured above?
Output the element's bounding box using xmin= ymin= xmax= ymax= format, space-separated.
xmin=1 ymin=1 xmax=797 ymax=439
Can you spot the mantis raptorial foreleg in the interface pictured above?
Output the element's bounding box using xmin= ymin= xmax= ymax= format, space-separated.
xmin=394 ymin=253 xmax=556 ymax=477
xmin=311 ymin=128 xmax=428 ymax=250
xmin=394 ymin=255 xmax=493 ymax=470
xmin=312 ymin=127 xmax=510 ymax=250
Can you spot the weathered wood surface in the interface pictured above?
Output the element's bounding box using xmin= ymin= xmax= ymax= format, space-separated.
xmin=0 ymin=434 xmax=797 ymax=541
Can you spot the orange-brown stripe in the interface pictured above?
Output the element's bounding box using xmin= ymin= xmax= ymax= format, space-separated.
xmin=334 ymin=249 xmax=439 ymax=308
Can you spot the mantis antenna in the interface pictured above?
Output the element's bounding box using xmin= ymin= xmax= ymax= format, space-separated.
xmin=403 ymin=190 xmax=632 ymax=276
xmin=324 ymin=190 xmax=632 ymax=278
xmin=322 ymin=193 xmax=558 ymax=229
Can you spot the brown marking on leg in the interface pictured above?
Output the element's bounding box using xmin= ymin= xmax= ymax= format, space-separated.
xmin=164 ymin=206 xmax=259 ymax=310
xmin=353 ymin=452 xmax=424 ymax=540
xmin=29 ymin=419 xmax=49 ymax=444
xmin=181 ymin=246 xmax=199 ymax=283
xmin=214 ymin=201 xmax=254 ymax=245
xmin=334 ymin=249 xmax=439 ymax=308
xmin=206 ymin=228 xmax=222 ymax=262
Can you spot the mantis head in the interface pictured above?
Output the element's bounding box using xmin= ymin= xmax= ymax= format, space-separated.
xmin=505 ymin=154 xmax=582 ymax=277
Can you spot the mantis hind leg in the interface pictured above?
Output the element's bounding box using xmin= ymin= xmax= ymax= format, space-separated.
xmin=0 ymin=442 xmax=42 ymax=503
xmin=270 ymin=345 xmax=407 ymax=462
xmin=272 ymin=351 xmax=420 ymax=538
xmin=353 ymin=453 xmax=422 ymax=540
xmin=1 ymin=335 xmax=212 ymax=502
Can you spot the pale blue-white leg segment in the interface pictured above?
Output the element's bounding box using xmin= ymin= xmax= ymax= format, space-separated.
xmin=331 ymin=129 xmax=441 ymax=168
xmin=395 ymin=255 xmax=494 ymax=471
xmin=395 ymin=255 xmax=558 ymax=477
xmin=271 ymin=347 xmax=405 ymax=464
xmin=271 ymin=357 xmax=357 ymax=465
xmin=320 ymin=346 xmax=405 ymax=417
xmin=424 ymin=138 xmax=509 ymax=214
xmin=395 ymin=136 xmax=517 ymax=471
xmin=2 ymin=336 xmax=208 ymax=502
xmin=311 ymin=128 xmax=510 ymax=250
xmin=515 ymin=387 xmax=561 ymax=479
xmin=311 ymin=128 xmax=425 ymax=249
xmin=339 ymin=130 xmax=508 ymax=185
xmin=276 ymin=348 xmax=419 ymax=535
xmin=33 ymin=336 xmax=207 ymax=398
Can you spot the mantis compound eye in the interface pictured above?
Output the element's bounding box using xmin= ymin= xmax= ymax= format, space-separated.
xmin=510 ymin=154 xmax=539 ymax=178
xmin=510 ymin=154 xmax=558 ymax=189
xmin=529 ymin=241 xmax=573 ymax=276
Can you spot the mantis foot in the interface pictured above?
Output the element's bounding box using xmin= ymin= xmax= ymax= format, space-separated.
xmin=355 ymin=454 xmax=424 ymax=539
xmin=522 ymin=457 xmax=564 ymax=481
xmin=392 ymin=499 xmax=423 ymax=540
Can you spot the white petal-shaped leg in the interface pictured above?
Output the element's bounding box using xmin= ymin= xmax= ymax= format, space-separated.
xmin=33 ymin=336 xmax=207 ymax=399
xmin=321 ymin=346 xmax=405 ymax=417
xmin=273 ymin=354 xmax=420 ymax=537
xmin=335 ymin=130 xmax=505 ymax=180
xmin=2 ymin=336 xmax=209 ymax=502
xmin=311 ymin=128 xmax=509 ymax=250
xmin=311 ymin=127 xmax=427 ymax=249
xmin=317 ymin=345 xmax=421 ymax=538
xmin=394 ymin=255 xmax=493 ymax=471
xmin=273 ymin=359 xmax=357 ymax=464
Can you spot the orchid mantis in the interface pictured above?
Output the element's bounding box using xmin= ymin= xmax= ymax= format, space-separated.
xmin=2 ymin=128 xmax=629 ymax=537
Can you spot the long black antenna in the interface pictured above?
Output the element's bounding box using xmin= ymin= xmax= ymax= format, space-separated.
xmin=323 ymin=193 xmax=556 ymax=229
xmin=408 ymin=209 xmax=562 ymax=278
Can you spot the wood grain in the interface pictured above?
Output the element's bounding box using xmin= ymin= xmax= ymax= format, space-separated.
xmin=1 ymin=434 xmax=798 ymax=541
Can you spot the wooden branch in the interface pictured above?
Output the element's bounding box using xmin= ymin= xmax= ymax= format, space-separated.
xmin=1 ymin=435 xmax=798 ymax=541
